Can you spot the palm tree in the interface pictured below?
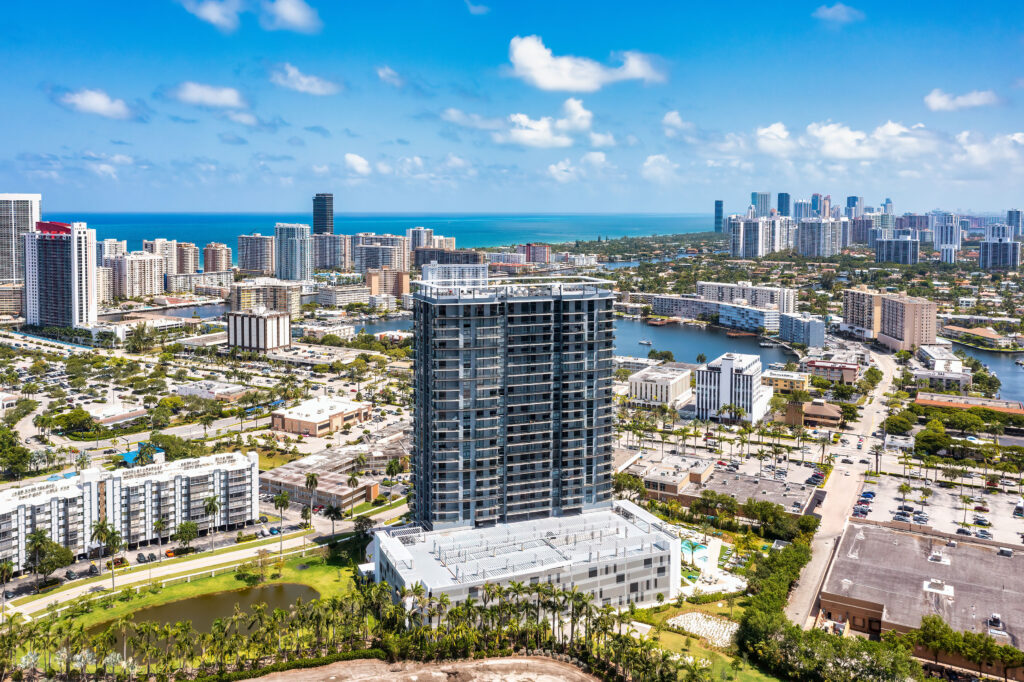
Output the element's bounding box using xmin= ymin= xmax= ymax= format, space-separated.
xmin=898 ymin=482 xmax=913 ymax=510
xmin=0 ymin=560 xmax=12 ymax=616
xmin=90 ymin=519 xmax=112 ymax=575
xmin=347 ymin=473 xmax=360 ymax=516
xmin=324 ymin=504 xmax=343 ymax=538
xmin=152 ymin=517 xmax=167 ymax=545
xmin=204 ymin=495 xmax=221 ymax=535
xmin=817 ymin=433 xmax=831 ymax=465
xmin=199 ymin=412 xmax=217 ymax=439
xmin=272 ymin=491 xmax=289 ymax=554
xmin=870 ymin=444 xmax=884 ymax=476
xmin=105 ymin=529 xmax=124 ymax=590
xmin=305 ymin=472 xmax=319 ymax=512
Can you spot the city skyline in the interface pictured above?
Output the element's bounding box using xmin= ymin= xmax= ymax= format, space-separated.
xmin=4 ymin=2 xmax=1024 ymax=213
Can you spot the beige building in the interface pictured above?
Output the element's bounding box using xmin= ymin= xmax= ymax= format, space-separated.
xmin=628 ymin=364 xmax=692 ymax=407
xmin=365 ymin=267 xmax=410 ymax=298
xmin=176 ymin=242 xmax=200 ymax=274
xmin=317 ymin=284 xmax=370 ymax=307
xmin=0 ymin=284 xmax=22 ymax=316
xmin=238 ymin=233 xmax=276 ymax=276
xmin=111 ymin=251 xmax=165 ymax=298
xmin=229 ymin=278 xmax=302 ymax=319
xmin=761 ymin=369 xmax=810 ymax=393
xmin=203 ymin=242 xmax=233 ymax=273
xmin=226 ymin=307 xmax=291 ymax=352
xmin=841 ymin=286 xmax=884 ymax=339
xmin=143 ymin=238 xmax=179 ymax=276
xmin=878 ymin=294 xmax=937 ymax=351
xmin=270 ymin=395 xmax=372 ymax=436
xmin=96 ymin=267 xmax=113 ymax=304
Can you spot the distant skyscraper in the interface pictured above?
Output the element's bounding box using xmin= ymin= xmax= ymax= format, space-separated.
xmin=714 ymin=200 xmax=724 ymax=231
xmin=845 ymin=196 xmax=863 ymax=218
xmin=412 ymin=277 xmax=615 ymax=530
xmin=312 ymin=233 xmax=347 ymax=269
xmin=934 ymin=215 xmax=961 ymax=252
xmin=793 ymin=200 xmax=813 ymax=220
xmin=751 ymin=192 xmax=771 ymax=218
xmin=0 ymin=193 xmax=41 ymax=285
xmin=143 ymin=238 xmax=179 ymax=276
xmin=979 ymin=224 xmax=1020 ymax=271
xmin=883 ymin=198 xmax=894 ymax=215
xmin=203 ymin=242 xmax=232 ymax=272
xmin=406 ymin=226 xmax=434 ymax=254
xmin=875 ymin=237 xmax=920 ymax=265
xmin=796 ymin=218 xmax=842 ymax=258
xmin=176 ymin=242 xmax=200 ymax=274
xmin=275 ymin=223 xmax=313 ymax=281
xmin=811 ymin=193 xmax=823 ymax=216
xmin=97 ymin=238 xmax=127 ymax=266
xmin=238 ymin=234 xmax=276 ymax=275
xmin=312 ymin=193 xmax=334 ymax=235
xmin=24 ymin=221 xmax=97 ymax=328
xmin=111 ymin=251 xmax=165 ymax=298
xmin=776 ymin=193 xmax=790 ymax=217
xmin=1007 ymin=209 xmax=1022 ymax=239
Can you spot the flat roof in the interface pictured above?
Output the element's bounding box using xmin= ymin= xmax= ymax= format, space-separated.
xmin=627 ymin=454 xmax=713 ymax=485
xmin=688 ymin=471 xmax=816 ymax=513
xmin=822 ymin=523 xmax=1024 ymax=640
xmin=629 ymin=365 xmax=690 ymax=382
xmin=763 ymin=369 xmax=809 ymax=380
xmin=273 ymin=395 xmax=371 ymax=422
xmin=378 ymin=500 xmax=675 ymax=589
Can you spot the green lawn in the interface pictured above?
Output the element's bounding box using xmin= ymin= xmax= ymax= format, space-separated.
xmin=61 ymin=553 xmax=355 ymax=631
xmin=258 ymin=448 xmax=306 ymax=471
xmin=652 ymin=630 xmax=780 ymax=682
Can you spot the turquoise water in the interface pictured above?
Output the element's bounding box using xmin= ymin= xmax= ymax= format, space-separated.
xmin=45 ymin=212 xmax=713 ymax=256
xmin=681 ymin=539 xmax=707 ymax=552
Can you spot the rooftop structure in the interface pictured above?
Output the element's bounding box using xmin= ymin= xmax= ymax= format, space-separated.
xmin=259 ymin=451 xmax=378 ymax=511
xmin=373 ymin=499 xmax=680 ymax=607
xmin=270 ymin=395 xmax=372 ymax=436
xmin=915 ymin=392 xmax=1024 ymax=415
xmin=628 ymin=364 xmax=692 ymax=408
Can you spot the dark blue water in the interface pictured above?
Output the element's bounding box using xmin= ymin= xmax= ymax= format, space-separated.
xmin=955 ymin=344 xmax=1024 ymax=403
xmin=45 ymin=213 xmax=712 ymax=258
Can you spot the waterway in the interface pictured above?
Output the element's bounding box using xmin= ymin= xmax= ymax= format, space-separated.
xmin=91 ymin=583 xmax=319 ymax=651
xmin=953 ymin=343 xmax=1024 ymax=403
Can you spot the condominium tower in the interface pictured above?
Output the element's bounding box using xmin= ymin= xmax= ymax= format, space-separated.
xmin=412 ymin=277 xmax=615 ymax=530
xmin=696 ymin=280 xmax=795 ymax=313
xmin=312 ymin=193 xmax=334 ymax=235
xmin=750 ymin=192 xmax=771 ymax=218
xmin=176 ymin=242 xmax=200 ymax=274
xmin=275 ymin=223 xmax=313 ymax=281
xmin=24 ymin=221 xmax=97 ymax=328
xmin=0 ymin=193 xmax=41 ymax=285
xmin=714 ymin=200 xmax=724 ymax=232
xmin=203 ymin=242 xmax=232 ymax=273
xmin=878 ymin=294 xmax=937 ymax=352
xmin=143 ymin=238 xmax=179 ymax=276
xmin=238 ymin=233 xmax=276 ymax=275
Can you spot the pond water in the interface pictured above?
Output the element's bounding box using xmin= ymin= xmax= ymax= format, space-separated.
xmin=91 ymin=583 xmax=319 ymax=649
xmin=955 ymin=343 xmax=1024 ymax=403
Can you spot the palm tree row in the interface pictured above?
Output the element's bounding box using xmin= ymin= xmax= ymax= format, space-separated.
xmin=0 ymin=579 xmax=713 ymax=681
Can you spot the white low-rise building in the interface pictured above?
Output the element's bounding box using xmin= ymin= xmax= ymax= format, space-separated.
xmin=175 ymin=380 xmax=252 ymax=401
xmin=695 ymin=353 xmax=773 ymax=423
xmin=372 ymin=499 xmax=680 ymax=608
xmin=227 ymin=306 xmax=291 ymax=352
xmin=628 ymin=364 xmax=692 ymax=407
xmin=0 ymin=452 xmax=259 ymax=573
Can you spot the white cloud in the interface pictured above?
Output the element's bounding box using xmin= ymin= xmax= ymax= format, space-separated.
xmin=375 ymin=161 xmax=393 ymax=174
xmin=590 ymin=131 xmax=616 ymax=147
xmin=180 ymin=0 xmax=243 ymax=32
xmin=270 ymin=63 xmax=339 ymax=95
xmin=260 ymin=0 xmax=322 ymax=33
xmin=225 ymin=111 xmax=259 ymax=126
xmin=756 ymin=122 xmax=797 ymax=156
xmin=59 ymin=89 xmax=133 ymax=119
xmin=581 ymin=151 xmax=611 ymax=169
xmin=344 ymin=153 xmax=371 ymax=176
xmin=812 ymin=3 xmax=864 ymax=24
xmin=444 ymin=153 xmax=470 ymax=169
xmin=662 ymin=110 xmax=693 ymax=138
xmin=803 ymin=121 xmax=875 ymax=159
xmin=377 ymin=65 xmax=404 ymax=88
xmin=640 ymin=154 xmax=679 ymax=185
xmin=953 ymin=131 xmax=1024 ymax=168
xmin=464 ymin=0 xmax=489 ymax=14
xmin=924 ymin=88 xmax=999 ymax=112
xmin=87 ymin=163 xmax=118 ymax=180
xmin=547 ymin=159 xmax=579 ymax=183
xmin=494 ymin=114 xmax=573 ymax=148
xmin=441 ymin=108 xmax=504 ymax=130
xmin=508 ymin=35 xmax=664 ymax=92
xmin=175 ymin=82 xmax=246 ymax=108
xmin=554 ymin=98 xmax=593 ymax=132
xmin=312 ymin=164 xmax=330 ymax=175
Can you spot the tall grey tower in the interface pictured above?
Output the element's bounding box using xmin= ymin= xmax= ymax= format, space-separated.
xmin=714 ymin=200 xmax=724 ymax=232
xmin=274 ymin=222 xmax=312 ymax=281
xmin=0 ymin=193 xmax=41 ymax=285
xmin=412 ymin=276 xmax=616 ymax=530
xmin=312 ymin=193 xmax=333 ymax=235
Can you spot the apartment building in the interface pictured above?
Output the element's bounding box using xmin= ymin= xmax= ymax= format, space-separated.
xmin=779 ymin=312 xmax=825 ymax=347
xmin=878 ymin=294 xmax=938 ymax=352
xmin=696 ymin=281 xmax=795 ymax=313
xmin=421 ymin=262 xmax=490 ymax=286
xmin=800 ymin=359 xmax=860 ymax=385
xmin=176 ymin=242 xmax=200 ymax=274
xmin=979 ymin=224 xmax=1021 ymax=271
xmin=0 ymin=193 xmax=41 ymax=285
xmin=97 ymin=238 xmax=127 ymax=266
xmin=24 ymin=221 xmax=97 ymax=328
xmin=165 ymin=270 xmax=234 ymax=293
xmin=718 ymin=301 xmax=780 ymax=332
xmin=226 ymin=307 xmax=291 ymax=352
xmin=517 ymin=243 xmax=551 ymax=263
xmin=796 ymin=218 xmax=843 ymax=258
xmin=274 ymin=223 xmax=313 ymax=281
xmin=143 ymin=238 xmax=179 ymax=276
xmin=695 ymin=353 xmax=773 ymax=423
xmin=203 ymin=242 xmax=232 ymax=273
xmin=365 ymin=267 xmax=410 ymax=298
xmin=111 ymin=251 xmax=165 ymax=299
xmin=317 ymin=284 xmax=370 ymax=307
xmin=229 ymin=278 xmax=302 ymax=319
xmin=312 ymin=233 xmax=348 ymax=270
xmin=0 ymin=452 xmax=259 ymax=572
xmin=412 ymin=247 xmax=484 ymax=269
xmin=237 ymin=233 xmax=276 ymax=276
xmin=351 ymin=233 xmax=409 ymax=272
xmin=841 ymin=286 xmax=884 ymax=340
xmin=628 ymin=364 xmax=692 ymax=407
xmin=875 ymin=237 xmax=920 ymax=265
xmin=412 ymin=276 xmax=615 ymax=530
xmin=0 ymin=284 xmax=22 ymax=317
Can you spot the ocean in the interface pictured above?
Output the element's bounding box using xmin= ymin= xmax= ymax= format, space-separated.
xmin=45 ymin=213 xmax=713 ymax=256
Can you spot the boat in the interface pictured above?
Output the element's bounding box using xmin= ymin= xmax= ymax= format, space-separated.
xmin=759 ymin=341 xmax=778 ymax=348
xmin=638 ymin=339 xmax=653 ymax=345
xmin=726 ymin=331 xmax=756 ymax=338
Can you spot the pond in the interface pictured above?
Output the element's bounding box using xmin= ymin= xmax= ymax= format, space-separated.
xmin=91 ymin=583 xmax=319 ymax=649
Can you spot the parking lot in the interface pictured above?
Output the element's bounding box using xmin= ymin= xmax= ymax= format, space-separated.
xmin=858 ymin=473 xmax=1024 ymax=545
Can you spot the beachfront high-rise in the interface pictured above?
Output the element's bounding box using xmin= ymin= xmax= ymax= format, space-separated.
xmin=412 ymin=276 xmax=615 ymax=530
xmin=143 ymin=238 xmax=179 ymax=276
xmin=0 ymin=193 xmax=41 ymax=285
xmin=313 ymin=193 xmax=334 ymax=235
xmin=714 ymin=200 xmax=724 ymax=232
xmin=238 ymin=233 xmax=276 ymax=275
xmin=275 ymin=223 xmax=313 ymax=281
xmin=777 ymin=192 xmax=790 ymax=217
xmin=24 ymin=221 xmax=97 ymax=328
xmin=750 ymin=191 xmax=771 ymax=218
xmin=203 ymin=242 xmax=232 ymax=273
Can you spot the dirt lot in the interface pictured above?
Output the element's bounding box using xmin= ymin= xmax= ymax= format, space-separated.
xmin=253 ymin=656 xmax=598 ymax=682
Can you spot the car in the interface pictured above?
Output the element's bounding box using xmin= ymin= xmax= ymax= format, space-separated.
xmin=88 ymin=564 xmax=99 ymax=575
xmin=259 ymin=515 xmax=268 ymax=523
xmin=716 ymin=460 xmax=727 ymax=466
xmin=856 ymin=443 xmax=863 ymax=449
xmin=2 ymin=591 xmax=13 ymax=600
xmin=136 ymin=553 xmax=148 ymax=564
xmin=269 ymin=527 xmax=280 ymax=535
xmin=65 ymin=570 xmax=78 ymax=580
xmin=974 ymin=505 xmax=989 ymax=512
xmin=914 ymin=515 xmax=929 ymax=523
xmin=897 ymin=504 xmax=915 ymax=512
xmin=894 ymin=514 xmax=911 ymax=522
xmin=148 ymin=553 xmax=157 ymax=563
xmin=861 ymin=491 xmax=876 ymax=498
xmin=956 ymin=527 xmax=972 ymax=536
xmin=976 ymin=530 xmax=994 ymax=539
xmin=840 ymin=458 xmax=853 ymax=464
xmin=165 ymin=549 xmax=176 ymax=558
xmin=975 ymin=517 xmax=992 ymax=526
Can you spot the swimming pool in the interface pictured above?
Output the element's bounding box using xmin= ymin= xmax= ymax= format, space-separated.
xmin=681 ymin=539 xmax=708 ymax=553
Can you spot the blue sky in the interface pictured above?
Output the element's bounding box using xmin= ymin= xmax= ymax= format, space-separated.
xmin=2 ymin=1 xmax=1024 ymax=214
